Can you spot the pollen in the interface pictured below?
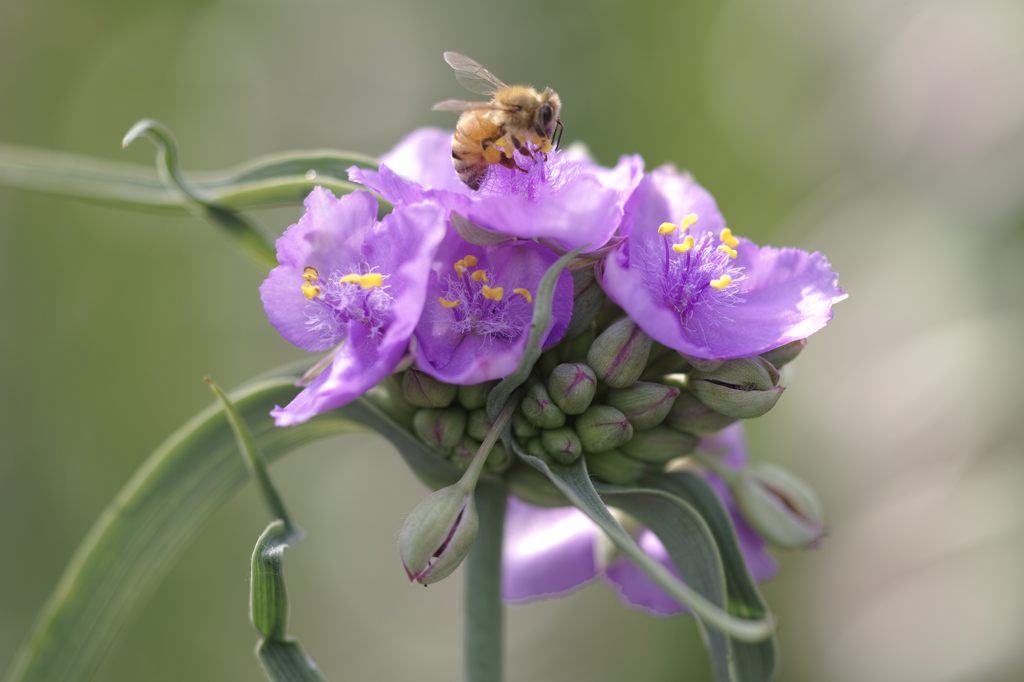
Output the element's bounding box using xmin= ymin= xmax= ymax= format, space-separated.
xmin=303 ymin=266 xmax=319 ymax=281
xmin=482 ymin=146 xmax=502 ymax=165
xmin=659 ymin=222 xmax=677 ymax=235
xmin=719 ymin=228 xmax=739 ymax=248
xmin=482 ymin=285 xmax=504 ymax=301
xmin=302 ymin=282 xmax=322 ymax=300
xmin=672 ymin=236 xmax=695 ymax=254
xmin=471 ymin=270 xmax=488 ymax=283
xmin=513 ymin=288 xmax=533 ymax=303
xmin=710 ymin=275 xmax=732 ymax=289
xmin=680 ymin=214 xmax=698 ymax=230
xmin=439 ymin=297 xmax=460 ymax=308
xmin=717 ymin=244 xmax=738 ymax=259
xmin=495 ymin=137 xmax=514 ymax=158
xmin=358 ymin=273 xmax=384 ymax=289
xmin=538 ymin=138 xmax=552 ymax=153
xmin=454 ymin=260 xmax=466 ymax=276
xmin=340 ymin=274 xmax=360 ymax=284
xmin=463 ymin=255 xmax=478 ymax=267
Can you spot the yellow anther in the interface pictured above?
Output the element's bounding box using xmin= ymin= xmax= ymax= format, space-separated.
xmin=471 ymin=270 xmax=488 ymax=283
xmin=454 ymin=260 xmax=466 ymax=276
xmin=358 ymin=273 xmax=383 ymax=289
xmin=672 ymin=236 xmax=695 ymax=254
xmin=710 ymin=275 xmax=732 ymax=290
xmin=513 ymin=288 xmax=533 ymax=303
xmin=301 ymin=282 xmax=322 ymax=300
xmin=439 ymin=297 xmax=460 ymax=308
xmin=680 ymin=214 xmax=699 ymax=230
xmin=658 ymin=222 xmax=677 ymax=235
xmin=339 ymin=273 xmax=361 ymax=284
xmin=303 ymin=266 xmax=319 ymax=281
xmin=717 ymin=244 xmax=738 ymax=259
xmin=720 ymin=228 xmax=739 ymax=248
xmin=482 ymin=285 xmax=504 ymax=301
xmin=463 ymin=255 xmax=478 ymax=267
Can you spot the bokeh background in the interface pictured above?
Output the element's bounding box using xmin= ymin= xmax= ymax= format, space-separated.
xmin=2 ymin=0 xmax=1024 ymax=680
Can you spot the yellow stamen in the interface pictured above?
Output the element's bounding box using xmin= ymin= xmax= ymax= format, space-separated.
xmin=454 ymin=260 xmax=466 ymax=276
xmin=358 ymin=273 xmax=383 ymax=289
xmin=463 ymin=255 xmax=478 ymax=267
xmin=672 ymin=236 xmax=695 ymax=254
xmin=680 ymin=213 xmax=698 ymax=230
xmin=482 ymin=285 xmax=504 ymax=301
xmin=303 ymin=266 xmax=319 ymax=281
xmin=658 ymin=222 xmax=677 ymax=235
xmin=339 ymin=273 xmax=361 ymax=284
xmin=710 ymin=275 xmax=732 ymax=290
xmin=439 ymin=297 xmax=460 ymax=308
xmin=717 ymin=244 xmax=738 ymax=259
xmin=719 ymin=228 xmax=739 ymax=248
xmin=513 ymin=288 xmax=533 ymax=303
xmin=471 ymin=270 xmax=488 ymax=283
xmin=302 ymin=282 xmax=321 ymax=300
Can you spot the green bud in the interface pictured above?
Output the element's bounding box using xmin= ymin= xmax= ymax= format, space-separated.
xmin=731 ymin=463 xmax=824 ymax=549
xmin=587 ymin=318 xmax=652 ymax=388
xmin=536 ymin=347 xmax=561 ymax=377
xmin=521 ymin=382 xmax=567 ymax=429
xmin=663 ymin=390 xmax=738 ymax=434
xmin=620 ymin=426 xmax=698 ymax=464
xmin=372 ymin=373 xmax=418 ymax=429
xmin=760 ymin=339 xmax=806 ymax=369
xmin=541 ymin=427 xmax=583 ymax=464
xmin=398 ymin=484 xmax=478 ymax=584
xmin=458 ymin=380 xmax=498 ymax=410
xmin=512 ymin=407 xmax=538 ymax=439
xmin=526 ymin=436 xmax=557 ymax=466
xmin=484 ymin=440 xmax=512 ymax=473
xmin=575 ymin=405 xmax=634 ymax=453
xmin=640 ymin=344 xmax=690 ymax=381
xmin=605 ymin=382 xmax=680 ymax=431
xmin=585 ymin=448 xmax=651 ymax=486
xmin=449 ymin=436 xmax=478 ymax=470
xmin=689 ymin=357 xmax=784 ymax=419
xmin=547 ymin=363 xmax=598 ymax=415
xmin=563 ymin=261 xmax=605 ymax=339
xmin=412 ymin=408 xmax=467 ymax=449
xmin=507 ymin=462 xmax=570 ymax=507
xmin=403 ymin=367 xmax=458 ymax=408
xmin=466 ymin=409 xmax=494 ymax=441
xmin=558 ymin=325 xmax=596 ymax=364
xmin=681 ymin=354 xmax=724 ymax=373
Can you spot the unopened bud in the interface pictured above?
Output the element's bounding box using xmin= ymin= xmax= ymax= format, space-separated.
xmin=585 ymin=448 xmax=650 ymax=486
xmin=466 ymin=409 xmax=494 ymax=441
xmin=587 ymin=318 xmax=652 ymax=388
xmin=620 ymin=426 xmax=698 ymax=464
xmin=403 ymin=368 xmax=458 ymax=408
xmin=681 ymin=354 xmax=724 ymax=373
xmin=449 ymin=436 xmax=478 ymax=470
xmin=526 ymin=436 xmax=557 ymax=465
xmin=689 ymin=357 xmax=784 ymax=419
xmin=559 ymin=325 xmax=596 ymax=364
xmin=512 ymin=407 xmax=538 ymax=439
xmin=663 ymin=391 xmax=737 ymax=434
xmin=605 ymin=382 xmax=679 ymax=431
xmin=537 ymin=348 xmax=561 ymax=377
xmin=507 ymin=463 xmax=570 ymax=507
xmin=521 ymin=383 xmax=567 ymax=429
xmin=760 ymin=339 xmax=806 ymax=369
xmin=731 ymin=463 xmax=824 ymax=549
xmin=541 ymin=427 xmax=583 ymax=464
xmin=547 ymin=363 xmax=598 ymax=415
xmin=575 ymin=405 xmax=634 ymax=453
xmin=563 ymin=261 xmax=605 ymax=339
xmin=458 ymin=380 xmax=498 ymax=410
xmin=399 ymin=485 xmax=478 ymax=584
xmin=412 ymin=408 xmax=467 ymax=449
xmin=641 ymin=344 xmax=690 ymax=380
xmin=485 ymin=440 xmax=512 ymax=473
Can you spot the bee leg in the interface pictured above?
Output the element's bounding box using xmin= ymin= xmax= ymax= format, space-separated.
xmin=512 ymin=136 xmax=534 ymax=160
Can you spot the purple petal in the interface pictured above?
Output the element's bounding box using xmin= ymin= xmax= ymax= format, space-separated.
xmin=502 ymin=497 xmax=601 ymax=603
xmin=379 ymin=127 xmax=474 ymax=196
xmin=604 ymin=530 xmax=689 ymax=616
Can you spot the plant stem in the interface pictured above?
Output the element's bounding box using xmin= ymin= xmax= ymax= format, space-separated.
xmin=464 ymin=478 xmax=507 ymax=682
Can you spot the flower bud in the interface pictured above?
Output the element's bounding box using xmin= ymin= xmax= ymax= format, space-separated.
xmin=547 ymin=363 xmax=598 ymax=415
xmin=412 ymin=408 xmax=467 ymax=449
xmin=458 ymin=380 xmax=498 ymax=410
xmin=760 ymin=339 xmax=806 ymax=369
xmin=399 ymin=485 xmax=478 ymax=584
xmin=585 ymin=448 xmax=651 ymax=486
xmin=640 ymin=344 xmax=690 ymax=381
xmin=563 ymin=261 xmax=605 ymax=340
xmin=484 ymin=440 xmax=512 ymax=473
xmin=587 ymin=318 xmax=652 ymax=388
xmin=605 ymin=382 xmax=680 ymax=431
xmin=403 ymin=367 xmax=457 ymax=408
xmin=558 ymin=325 xmax=596 ymax=365
xmin=620 ymin=426 xmax=698 ymax=464
xmin=507 ymin=463 xmax=570 ymax=507
xmin=540 ymin=426 xmax=583 ymax=464
xmin=681 ymin=354 xmax=724 ymax=373
xmin=536 ymin=347 xmax=561 ymax=378
xmin=466 ymin=409 xmax=494 ymax=442
xmin=449 ymin=436 xmax=478 ymax=470
xmin=512 ymin=407 xmax=538 ymax=439
xmin=731 ymin=463 xmax=824 ymax=549
xmin=526 ymin=436 xmax=558 ymax=466
xmin=575 ymin=405 xmax=634 ymax=453
xmin=663 ymin=390 xmax=737 ymax=434
xmin=521 ymin=382 xmax=567 ymax=429
xmin=689 ymin=357 xmax=784 ymax=419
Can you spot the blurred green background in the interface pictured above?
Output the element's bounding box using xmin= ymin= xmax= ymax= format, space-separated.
xmin=2 ymin=0 xmax=1024 ymax=680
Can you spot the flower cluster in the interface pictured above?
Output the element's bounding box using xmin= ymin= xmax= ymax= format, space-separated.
xmin=260 ymin=127 xmax=845 ymax=614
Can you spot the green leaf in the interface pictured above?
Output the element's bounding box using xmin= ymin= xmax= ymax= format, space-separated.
xmin=257 ymin=640 xmax=329 ymax=682
xmin=3 ymin=361 xmax=458 ymax=682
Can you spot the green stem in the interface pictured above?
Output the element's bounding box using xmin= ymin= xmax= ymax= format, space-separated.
xmin=464 ymin=478 xmax=507 ymax=682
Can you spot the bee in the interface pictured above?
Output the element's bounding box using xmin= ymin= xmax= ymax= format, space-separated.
xmin=432 ymin=52 xmax=563 ymax=190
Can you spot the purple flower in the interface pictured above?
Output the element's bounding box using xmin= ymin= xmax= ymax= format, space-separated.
xmin=503 ymin=423 xmax=776 ymax=616
xmin=260 ymin=188 xmax=445 ymax=426
xmin=413 ymin=226 xmax=574 ymax=385
xmin=349 ymin=128 xmax=643 ymax=253
xmin=600 ymin=165 xmax=847 ymax=361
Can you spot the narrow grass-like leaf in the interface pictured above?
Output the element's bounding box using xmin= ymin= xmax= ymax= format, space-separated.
xmin=257 ymin=640 xmax=329 ymax=682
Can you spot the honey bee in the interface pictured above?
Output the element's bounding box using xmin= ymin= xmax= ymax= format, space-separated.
xmin=432 ymin=52 xmax=563 ymax=190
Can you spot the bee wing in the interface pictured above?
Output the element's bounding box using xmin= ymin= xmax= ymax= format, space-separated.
xmin=443 ymin=52 xmax=508 ymax=96
xmin=431 ymin=99 xmax=512 ymax=112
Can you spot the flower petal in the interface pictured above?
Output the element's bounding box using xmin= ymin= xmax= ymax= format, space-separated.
xmin=604 ymin=530 xmax=689 ymax=616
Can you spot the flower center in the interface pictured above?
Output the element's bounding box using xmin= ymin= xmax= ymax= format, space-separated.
xmin=300 ymin=264 xmax=393 ymax=346
xmin=478 ymin=146 xmax=579 ymax=200
xmin=437 ymin=255 xmax=533 ymax=341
